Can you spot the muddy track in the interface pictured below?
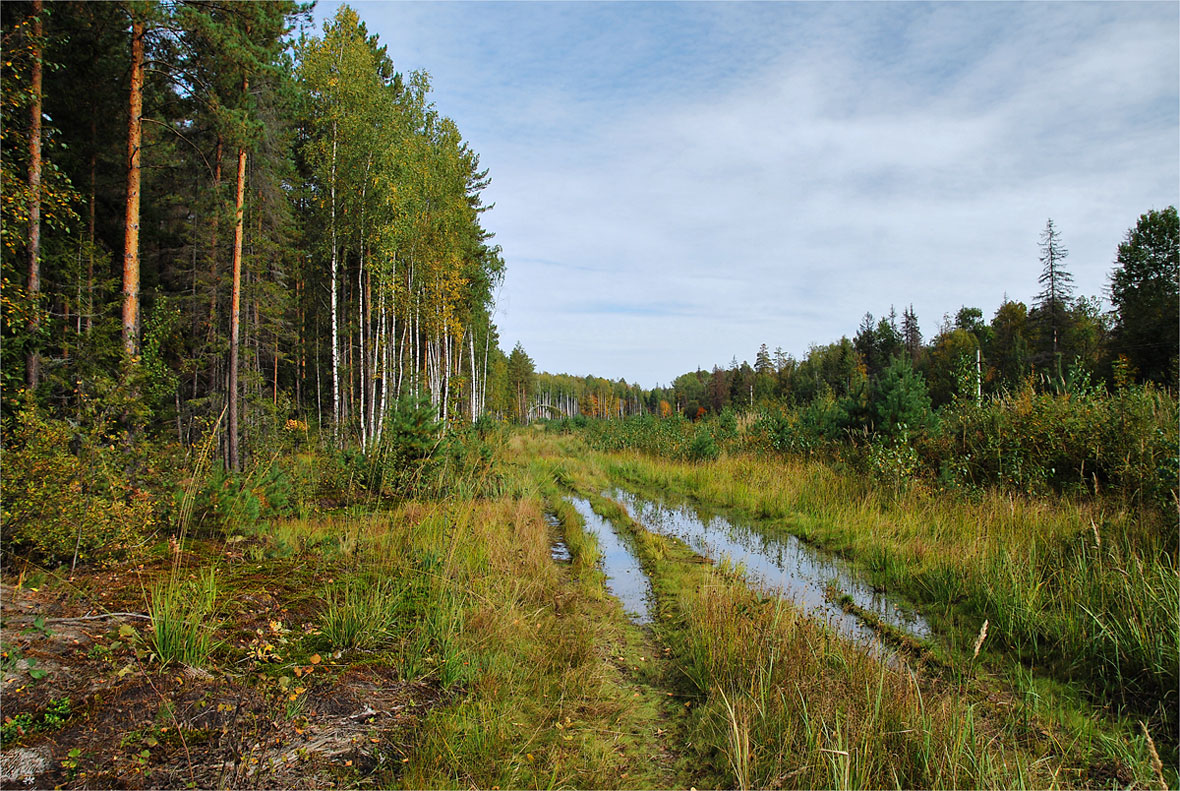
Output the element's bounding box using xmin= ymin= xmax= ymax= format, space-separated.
xmin=547 ymin=508 xmax=687 ymax=789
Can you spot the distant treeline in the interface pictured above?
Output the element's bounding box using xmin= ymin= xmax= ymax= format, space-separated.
xmin=530 ymin=211 xmax=1177 ymax=423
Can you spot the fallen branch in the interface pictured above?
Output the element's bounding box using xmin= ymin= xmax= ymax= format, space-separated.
xmin=47 ymin=612 xmax=151 ymax=623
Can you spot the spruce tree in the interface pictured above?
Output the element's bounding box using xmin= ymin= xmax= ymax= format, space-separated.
xmin=1034 ymin=218 xmax=1073 ymax=368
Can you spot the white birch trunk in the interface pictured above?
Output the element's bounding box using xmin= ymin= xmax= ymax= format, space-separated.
xmin=329 ymin=122 xmax=340 ymax=446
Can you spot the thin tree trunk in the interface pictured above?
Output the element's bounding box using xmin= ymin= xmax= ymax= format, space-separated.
xmin=208 ymin=136 xmax=222 ymax=336
xmin=358 ymin=249 xmax=366 ymax=450
xmin=441 ymin=328 xmax=450 ymax=424
xmin=329 ymin=122 xmax=340 ymax=444
xmin=315 ymin=311 xmax=322 ymax=430
xmin=228 ymin=124 xmax=247 ymax=471
xmin=365 ymin=270 xmax=375 ymax=445
xmin=469 ymin=331 xmax=476 ymax=419
xmin=375 ymin=291 xmax=387 ymax=446
xmin=86 ymin=116 xmax=96 ymax=335
xmin=481 ymin=327 xmax=490 ymax=418
xmin=296 ymin=274 xmax=303 ymax=410
xmin=122 ymin=16 xmax=145 ymax=364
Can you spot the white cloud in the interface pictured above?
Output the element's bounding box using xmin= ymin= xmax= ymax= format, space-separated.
xmin=316 ymin=1 xmax=1179 ymax=384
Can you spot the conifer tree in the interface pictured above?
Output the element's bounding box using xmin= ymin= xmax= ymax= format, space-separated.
xmin=1034 ymin=218 xmax=1073 ymax=368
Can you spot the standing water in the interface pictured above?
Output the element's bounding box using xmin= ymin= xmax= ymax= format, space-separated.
xmin=544 ymin=513 xmax=572 ymax=562
xmin=607 ymin=487 xmax=931 ymax=647
xmin=566 ymin=497 xmax=654 ymax=624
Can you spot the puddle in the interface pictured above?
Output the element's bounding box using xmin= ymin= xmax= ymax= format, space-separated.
xmin=566 ymin=497 xmax=654 ymax=624
xmin=606 ymin=487 xmax=931 ymax=648
xmin=544 ymin=513 xmax=572 ymax=562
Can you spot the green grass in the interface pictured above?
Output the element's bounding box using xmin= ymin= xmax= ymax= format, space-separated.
xmin=602 ymin=448 xmax=1178 ymax=730
xmin=577 ymin=488 xmax=1048 ymax=789
xmin=507 ymin=429 xmax=1175 ymax=788
xmin=318 ymin=576 xmax=407 ymax=651
xmin=146 ymin=567 xmax=219 ymax=668
xmin=27 ymin=426 xmax=1170 ymax=789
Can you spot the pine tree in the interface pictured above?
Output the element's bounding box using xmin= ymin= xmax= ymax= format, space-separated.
xmin=121 ymin=9 xmax=146 ymax=366
xmin=25 ymin=0 xmax=42 ymax=389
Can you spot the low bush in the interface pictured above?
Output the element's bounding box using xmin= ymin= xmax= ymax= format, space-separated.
xmin=1 ymin=402 xmax=158 ymax=564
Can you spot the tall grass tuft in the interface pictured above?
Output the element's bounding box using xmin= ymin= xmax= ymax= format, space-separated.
xmin=148 ymin=567 xmax=219 ymax=668
xmin=318 ymin=577 xmax=406 ymax=651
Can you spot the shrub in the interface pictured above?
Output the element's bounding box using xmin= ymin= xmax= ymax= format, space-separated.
xmin=339 ymin=392 xmax=445 ymax=497
xmin=1 ymin=402 xmax=156 ymax=564
xmin=688 ymin=426 xmax=720 ymax=462
xmin=871 ymin=356 xmax=933 ymax=436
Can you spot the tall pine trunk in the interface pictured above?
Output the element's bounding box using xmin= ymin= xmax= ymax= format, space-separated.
xmin=25 ymin=0 xmax=43 ymax=389
xmin=122 ymin=17 xmax=145 ymax=364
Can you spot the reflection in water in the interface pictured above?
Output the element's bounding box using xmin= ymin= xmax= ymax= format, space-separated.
xmin=567 ymin=497 xmax=654 ymax=624
xmin=607 ymin=487 xmax=930 ymax=648
xmin=544 ymin=513 xmax=572 ymax=562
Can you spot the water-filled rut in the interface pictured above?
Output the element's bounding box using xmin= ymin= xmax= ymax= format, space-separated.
xmin=607 ymin=486 xmax=931 ymax=648
xmin=567 ymin=496 xmax=654 ymax=624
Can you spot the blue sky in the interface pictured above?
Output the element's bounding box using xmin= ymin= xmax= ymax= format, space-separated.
xmin=310 ymin=1 xmax=1179 ymax=387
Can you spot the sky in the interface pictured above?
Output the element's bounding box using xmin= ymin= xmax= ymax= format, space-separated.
xmin=310 ymin=1 xmax=1179 ymax=388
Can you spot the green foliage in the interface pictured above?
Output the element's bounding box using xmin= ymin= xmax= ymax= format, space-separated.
xmin=687 ymin=425 xmax=720 ymax=462
xmin=367 ymin=392 xmax=443 ymax=496
xmin=1 ymin=401 xmax=157 ymax=564
xmin=928 ymin=381 xmax=1178 ymax=510
xmin=431 ymin=422 xmax=501 ymax=499
xmin=871 ymin=356 xmax=932 ymax=436
xmin=186 ymin=466 xmax=261 ymax=533
xmin=317 ymin=393 xmax=444 ymax=500
xmin=0 ymin=712 xmax=36 ymax=747
xmin=866 ymin=427 xmax=922 ymax=491
xmin=506 ymin=343 xmax=536 ymax=422
xmin=0 ymin=695 xmax=73 ymax=747
xmin=147 ymin=568 xmax=220 ymax=668
xmin=1110 ymin=206 xmax=1179 ymax=385
xmin=717 ymin=406 xmax=738 ymax=439
xmin=562 ymin=375 xmax=1177 ymax=522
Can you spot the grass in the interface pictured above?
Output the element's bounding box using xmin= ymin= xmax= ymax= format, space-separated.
xmin=505 ymin=429 xmax=1175 ymax=788
xmin=9 ymin=424 xmax=1172 ymax=788
xmin=602 ymin=448 xmax=1179 ymax=730
xmin=584 ymin=488 xmax=1055 ymax=789
xmin=318 ymin=576 xmax=407 ymax=651
xmin=146 ymin=567 xmax=219 ymax=668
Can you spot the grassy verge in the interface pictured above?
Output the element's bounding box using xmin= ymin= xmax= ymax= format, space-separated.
xmin=512 ymin=428 xmax=1171 ymax=788
xmin=579 ymin=490 xmax=1063 ymax=789
xmin=603 ymin=449 xmax=1178 ymax=730
xmin=0 ymin=451 xmax=691 ymax=789
xmin=4 ymin=427 xmax=1171 ymax=789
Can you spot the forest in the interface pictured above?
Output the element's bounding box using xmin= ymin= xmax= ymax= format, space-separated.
xmin=1 ymin=2 xmax=1177 ymax=789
